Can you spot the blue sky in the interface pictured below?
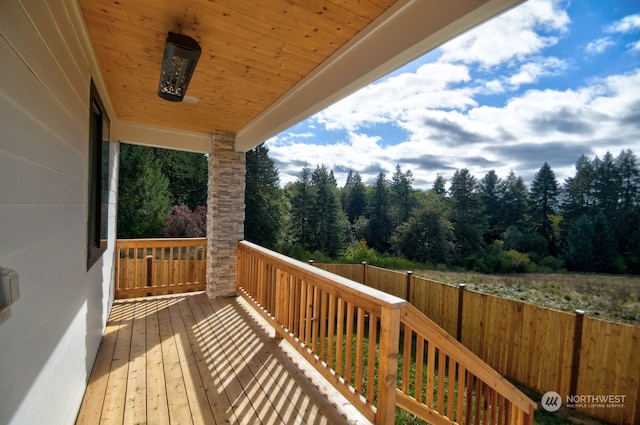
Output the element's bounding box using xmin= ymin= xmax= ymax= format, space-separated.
xmin=266 ymin=0 xmax=640 ymax=190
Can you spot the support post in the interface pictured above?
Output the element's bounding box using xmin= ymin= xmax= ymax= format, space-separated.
xmin=456 ymin=283 xmax=466 ymax=342
xmin=405 ymin=271 xmax=413 ymax=302
xmin=375 ymin=303 xmax=402 ymax=425
xmin=569 ymin=309 xmax=586 ymax=404
xmin=362 ymin=261 xmax=367 ymax=285
xmin=206 ymin=130 xmax=245 ymax=298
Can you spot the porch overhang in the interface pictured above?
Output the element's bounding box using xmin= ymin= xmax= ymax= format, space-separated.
xmin=79 ymin=0 xmax=524 ymax=153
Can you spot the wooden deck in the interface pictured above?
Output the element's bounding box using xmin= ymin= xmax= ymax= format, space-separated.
xmin=75 ymin=293 xmax=370 ymax=425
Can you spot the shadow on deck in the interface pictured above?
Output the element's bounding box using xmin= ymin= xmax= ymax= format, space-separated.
xmin=75 ymin=292 xmax=370 ymax=425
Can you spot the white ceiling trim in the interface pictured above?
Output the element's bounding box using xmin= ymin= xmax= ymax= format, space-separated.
xmin=118 ymin=120 xmax=211 ymax=153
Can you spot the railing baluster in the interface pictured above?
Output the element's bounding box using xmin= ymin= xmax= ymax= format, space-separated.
xmin=311 ymin=285 xmax=320 ymax=353
xmin=437 ymin=348 xmax=446 ymax=414
xmin=415 ymin=336 xmax=425 ymax=403
xmin=318 ymin=289 xmax=327 ymax=359
xmin=327 ymin=293 xmax=336 ymax=369
xmin=345 ymin=302 xmax=354 ymax=386
xmin=447 ymin=355 xmax=455 ymax=419
xmin=426 ymin=341 xmax=436 ymax=408
xmin=335 ymin=298 xmax=344 ymax=377
xmin=305 ymin=283 xmax=314 ymax=347
xmin=475 ymin=373 xmax=482 ymax=425
xmin=355 ymin=308 xmax=365 ymax=394
xmin=366 ymin=311 xmax=377 ymax=403
xmin=457 ymin=363 xmax=466 ymax=423
xmin=401 ymin=324 xmax=412 ymax=394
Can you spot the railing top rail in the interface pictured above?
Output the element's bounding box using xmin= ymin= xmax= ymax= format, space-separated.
xmin=239 ymin=241 xmax=406 ymax=310
xmin=117 ymin=238 xmax=207 ymax=247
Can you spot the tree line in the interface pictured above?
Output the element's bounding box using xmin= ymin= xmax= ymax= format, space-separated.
xmin=117 ymin=143 xmax=208 ymax=239
xmin=117 ymin=143 xmax=640 ymax=274
xmin=246 ymin=146 xmax=640 ymax=274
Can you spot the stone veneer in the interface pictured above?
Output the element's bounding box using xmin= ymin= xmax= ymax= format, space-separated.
xmin=206 ymin=130 xmax=246 ymax=297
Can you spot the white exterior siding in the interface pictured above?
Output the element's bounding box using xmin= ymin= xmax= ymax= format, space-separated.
xmin=0 ymin=1 xmax=117 ymax=424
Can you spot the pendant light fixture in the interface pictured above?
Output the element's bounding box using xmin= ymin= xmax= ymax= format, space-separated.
xmin=158 ymin=32 xmax=201 ymax=102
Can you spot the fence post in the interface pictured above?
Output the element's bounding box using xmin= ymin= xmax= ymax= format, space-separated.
xmin=456 ymin=284 xmax=466 ymax=342
xmin=146 ymin=255 xmax=153 ymax=287
xmin=375 ymin=303 xmax=402 ymax=425
xmin=308 ymin=259 xmax=314 ymax=266
xmin=405 ymin=271 xmax=413 ymax=302
xmin=362 ymin=261 xmax=367 ymax=285
xmin=569 ymin=309 xmax=586 ymax=404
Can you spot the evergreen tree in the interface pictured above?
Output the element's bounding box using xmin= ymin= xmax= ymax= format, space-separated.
xmin=591 ymin=211 xmax=619 ymax=273
xmin=565 ymin=214 xmax=595 ymax=271
xmin=593 ymin=152 xmax=620 ymax=219
xmin=617 ymin=149 xmax=640 ymax=214
xmin=615 ymin=149 xmax=640 ymax=270
xmin=561 ymin=155 xmax=596 ymax=234
xmin=154 ymin=148 xmax=208 ymax=209
xmin=343 ymin=170 xmax=366 ymax=223
xmin=341 ymin=170 xmax=353 ymax=212
xmin=501 ymin=171 xmax=528 ymax=230
xmin=529 ymin=162 xmax=560 ymax=255
xmin=478 ymin=169 xmax=503 ymax=243
xmin=365 ymin=172 xmax=392 ymax=252
xmin=287 ymin=168 xmax=314 ymax=250
xmin=310 ymin=165 xmax=346 ymax=256
xmin=117 ymin=143 xmax=171 ymax=238
xmin=394 ymin=192 xmax=454 ymax=265
xmin=450 ymin=168 xmax=485 ymax=259
xmin=432 ymin=174 xmax=447 ymax=196
xmin=389 ymin=164 xmax=415 ymax=227
xmin=244 ymin=144 xmax=283 ymax=249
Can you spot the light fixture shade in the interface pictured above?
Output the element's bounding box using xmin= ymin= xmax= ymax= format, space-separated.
xmin=158 ymin=32 xmax=201 ymax=102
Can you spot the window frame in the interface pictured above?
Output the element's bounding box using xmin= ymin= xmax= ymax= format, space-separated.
xmin=87 ymin=80 xmax=110 ymax=270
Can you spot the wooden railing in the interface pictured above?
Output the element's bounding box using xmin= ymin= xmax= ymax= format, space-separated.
xmin=237 ymin=241 xmax=536 ymax=425
xmin=318 ymin=263 xmax=640 ymax=425
xmin=238 ymin=241 xmax=403 ymax=423
xmin=115 ymin=238 xmax=206 ymax=299
xmin=399 ymin=303 xmax=535 ymax=424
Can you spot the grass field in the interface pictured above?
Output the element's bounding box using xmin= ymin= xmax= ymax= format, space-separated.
xmin=412 ymin=270 xmax=640 ymax=326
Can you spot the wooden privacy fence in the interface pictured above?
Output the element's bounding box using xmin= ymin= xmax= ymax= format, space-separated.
xmin=115 ymin=238 xmax=206 ymax=299
xmin=239 ymin=242 xmax=535 ymax=425
xmin=316 ymin=262 xmax=640 ymax=425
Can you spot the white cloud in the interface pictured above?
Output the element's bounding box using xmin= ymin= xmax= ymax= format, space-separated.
xmin=605 ymin=13 xmax=640 ymax=34
xmin=314 ymin=62 xmax=476 ymax=132
xmin=438 ymin=0 xmax=569 ymax=68
xmin=270 ymin=69 xmax=640 ymax=189
xmin=507 ymin=57 xmax=568 ymax=87
xmin=628 ymin=40 xmax=640 ymax=52
xmin=585 ymin=37 xmax=615 ymax=54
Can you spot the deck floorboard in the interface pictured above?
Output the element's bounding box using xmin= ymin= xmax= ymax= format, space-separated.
xmin=76 ymin=293 xmax=369 ymax=425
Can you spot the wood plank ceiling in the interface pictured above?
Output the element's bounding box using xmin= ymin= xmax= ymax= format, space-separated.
xmin=79 ymin=0 xmax=398 ymax=137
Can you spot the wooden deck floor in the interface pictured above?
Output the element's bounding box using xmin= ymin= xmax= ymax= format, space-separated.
xmin=75 ymin=292 xmax=369 ymax=425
